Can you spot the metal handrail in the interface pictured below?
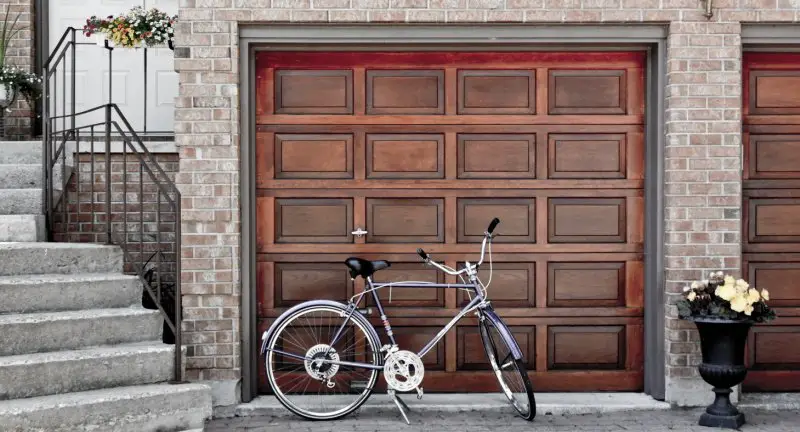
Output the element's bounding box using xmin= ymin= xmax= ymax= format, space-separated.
xmin=42 ymin=26 xmax=183 ymax=383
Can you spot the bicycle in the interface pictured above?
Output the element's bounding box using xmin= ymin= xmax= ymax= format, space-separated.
xmin=260 ymin=218 xmax=536 ymax=424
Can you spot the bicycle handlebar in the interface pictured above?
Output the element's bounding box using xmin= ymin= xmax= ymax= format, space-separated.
xmin=418 ymin=218 xmax=498 ymax=276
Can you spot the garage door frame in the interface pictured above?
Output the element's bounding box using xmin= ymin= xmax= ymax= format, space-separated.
xmin=239 ymin=24 xmax=667 ymax=403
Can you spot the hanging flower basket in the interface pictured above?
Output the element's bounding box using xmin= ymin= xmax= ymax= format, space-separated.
xmin=83 ymin=6 xmax=176 ymax=50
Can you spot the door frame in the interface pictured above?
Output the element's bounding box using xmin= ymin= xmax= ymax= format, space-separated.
xmin=239 ymin=23 xmax=668 ymax=403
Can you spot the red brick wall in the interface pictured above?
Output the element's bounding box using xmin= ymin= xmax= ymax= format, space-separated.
xmin=53 ymin=152 xmax=180 ymax=279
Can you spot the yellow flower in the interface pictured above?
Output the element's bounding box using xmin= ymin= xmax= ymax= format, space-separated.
xmin=746 ymin=288 xmax=760 ymax=304
xmin=730 ymin=294 xmax=748 ymax=313
xmin=724 ymin=275 xmax=735 ymax=285
xmin=761 ymin=289 xmax=770 ymax=301
xmin=736 ymin=279 xmax=749 ymax=290
xmin=744 ymin=303 xmax=754 ymax=316
xmin=687 ymin=291 xmax=697 ymax=302
xmin=716 ymin=283 xmax=737 ymax=301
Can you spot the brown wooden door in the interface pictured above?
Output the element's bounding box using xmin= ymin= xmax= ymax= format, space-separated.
xmin=742 ymin=52 xmax=800 ymax=391
xmin=255 ymin=51 xmax=645 ymax=393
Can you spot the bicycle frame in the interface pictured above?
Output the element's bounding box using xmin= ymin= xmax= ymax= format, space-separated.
xmin=262 ymin=276 xmax=523 ymax=371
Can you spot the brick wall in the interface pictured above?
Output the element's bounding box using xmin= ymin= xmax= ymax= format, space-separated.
xmin=0 ymin=0 xmax=35 ymax=139
xmin=173 ymin=0 xmax=799 ymax=405
xmin=53 ymin=152 xmax=180 ymax=281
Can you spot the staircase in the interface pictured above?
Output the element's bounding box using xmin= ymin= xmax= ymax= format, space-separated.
xmin=0 ymin=141 xmax=46 ymax=241
xmin=0 ymin=140 xmax=211 ymax=430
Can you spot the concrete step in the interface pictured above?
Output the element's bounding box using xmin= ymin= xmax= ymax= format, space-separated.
xmin=0 ymin=341 xmax=175 ymax=400
xmin=0 ymin=243 xmax=123 ymax=276
xmin=0 ymin=164 xmax=71 ymax=190
xmin=0 ymin=141 xmax=42 ymax=164
xmin=0 ymin=189 xmax=42 ymax=215
xmin=0 ymin=215 xmax=44 ymax=242
xmin=0 ymin=308 xmax=163 ymax=356
xmin=0 ymin=383 xmax=212 ymax=432
xmin=0 ymin=164 xmax=40 ymax=188
xmin=0 ymin=273 xmax=141 ymax=314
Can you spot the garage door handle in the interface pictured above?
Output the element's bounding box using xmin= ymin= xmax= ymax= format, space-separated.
xmin=352 ymin=228 xmax=368 ymax=238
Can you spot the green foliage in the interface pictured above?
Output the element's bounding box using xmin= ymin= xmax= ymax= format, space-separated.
xmin=0 ymin=9 xmax=42 ymax=104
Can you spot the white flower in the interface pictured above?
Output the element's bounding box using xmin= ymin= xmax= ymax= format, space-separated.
xmin=683 ymin=286 xmax=691 ymax=292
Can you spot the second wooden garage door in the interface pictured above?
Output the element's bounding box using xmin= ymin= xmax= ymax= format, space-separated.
xmin=255 ymin=51 xmax=645 ymax=392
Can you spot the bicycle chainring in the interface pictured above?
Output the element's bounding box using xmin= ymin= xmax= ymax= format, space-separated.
xmin=383 ymin=350 xmax=425 ymax=392
xmin=304 ymin=344 xmax=340 ymax=380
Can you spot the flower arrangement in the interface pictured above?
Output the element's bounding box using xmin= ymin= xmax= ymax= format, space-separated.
xmin=676 ymin=272 xmax=776 ymax=323
xmin=82 ymin=6 xmax=176 ymax=49
xmin=0 ymin=65 xmax=42 ymax=106
xmin=0 ymin=9 xmax=42 ymax=108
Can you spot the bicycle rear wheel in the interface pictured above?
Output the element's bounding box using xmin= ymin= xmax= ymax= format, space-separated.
xmin=479 ymin=314 xmax=536 ymax=421
xmin=264 ymin=304 xmax=382 ymax=420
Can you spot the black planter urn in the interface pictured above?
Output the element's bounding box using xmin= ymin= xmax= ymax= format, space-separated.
xmin=690 ymin=317 xmax=753 ymax=429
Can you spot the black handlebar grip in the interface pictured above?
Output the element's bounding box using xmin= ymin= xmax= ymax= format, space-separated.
xmin=487 ymin=217 xmax=500 ymax=234
xmin=417 ymin=248 xmax=429 ymax=260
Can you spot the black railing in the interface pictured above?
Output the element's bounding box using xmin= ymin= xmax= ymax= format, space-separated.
xmin=43 ymin=28 xmax=183 ymax=382
xmin=43 ymin=27 xmax=174 ymax=138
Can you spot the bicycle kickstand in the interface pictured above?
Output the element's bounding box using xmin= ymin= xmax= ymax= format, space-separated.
xmin=387 ymin=389 xmax=411 ymax=425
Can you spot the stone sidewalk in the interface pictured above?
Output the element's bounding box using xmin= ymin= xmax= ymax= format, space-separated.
xmin=207 ymin=408 xmax=800 ymax=432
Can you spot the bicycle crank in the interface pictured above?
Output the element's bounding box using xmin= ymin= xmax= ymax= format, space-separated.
xmin=383 ymin=350 xmax=425 ymax=392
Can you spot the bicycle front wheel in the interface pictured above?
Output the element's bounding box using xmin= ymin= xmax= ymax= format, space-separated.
xmin=479 ymin=314 xmax=536 ymax=421
xmin=264 ymin=304 xmax=382 ymax=420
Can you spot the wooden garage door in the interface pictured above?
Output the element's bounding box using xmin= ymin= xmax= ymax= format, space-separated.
xmin=743 ymin=52 xmax=800 ymax=391
xmin=255 ymin=51 xmax=645 ymax=393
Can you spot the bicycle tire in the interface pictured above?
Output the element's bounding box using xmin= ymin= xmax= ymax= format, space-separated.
xmin=479 ymin=312 xmax=536 ymax=421
xmin=264 ymin=303 xmax=382 ymax=421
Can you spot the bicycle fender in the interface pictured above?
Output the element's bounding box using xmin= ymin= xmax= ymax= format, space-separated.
xmin=260 ymin=300 xmax=375 ymax=356
xmin=481 ymin=307 xmax=524 ymax=361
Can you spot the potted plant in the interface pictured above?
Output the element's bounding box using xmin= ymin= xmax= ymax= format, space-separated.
xmin=0 ymin=9 xmax=42 ymax=137
xmin=676 ymin=272 xmax=776 ymax=429
xmin=83 ymin=6 xmax=176 ymax=50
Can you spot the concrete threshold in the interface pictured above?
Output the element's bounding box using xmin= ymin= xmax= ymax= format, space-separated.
xmin=217 ymin=393 xmax=672 ymax=419
xmin=739 ymin=393 xmax=800 ymax=411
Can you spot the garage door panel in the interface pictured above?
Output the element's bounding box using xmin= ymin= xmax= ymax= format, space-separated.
xmin=548 ymin=325 xmax=626 ymax=370
xmin=457 ymin=133 xmax=537 ymax=179
xmin=274 ymin=69 xmax=354 ymax=115
xmin=549 ymin=70 xmax=627 ymax=115
xmin=458 ymin=70 xmax=537 ymax=115
xmin=272 ymin=262 xmax=354 ymax=308
xmin=547 ymin=262 xmax=625 ymax=308
xmin=748 ymin=70 xmax=800 ymax=116
xmin=746 ymin=134 xmax=800 ymax=180
xmin=274 ymin=133 xmax=354 ymax=179
xmin=745 ymin=260 xmax=800 ymax=308
xmin=548 ymin=197 xmax=627 ymax=243
xmin=274 ymin=198 xmax=354 ymax=244
xmin=366 ymin=133 xmax=445 ymax=179
xmin=457 ymin=198 xmax=536 ymax=243
xmin=456 ymin=262 xmax=536 ymax=308
xmin=366 ymin=198 xmax=444 ymax=244
xmin=457 ymin=325 xmax=536 ymax=370
xmin=366 ymin=70 xmax=445 ymax=115
xmin=256 ymin=51 xmax=644 ymax=392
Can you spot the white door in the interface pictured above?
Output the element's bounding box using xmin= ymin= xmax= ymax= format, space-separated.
xmin=48 ymin=0 xmax=177 ymax=134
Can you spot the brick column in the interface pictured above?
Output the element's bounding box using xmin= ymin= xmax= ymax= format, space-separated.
xmin=663 ymin=21 xmax=743 ymax=406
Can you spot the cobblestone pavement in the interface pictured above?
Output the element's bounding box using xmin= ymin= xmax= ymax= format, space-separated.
xmin=207 ymin=408 xmax=800 ymax=431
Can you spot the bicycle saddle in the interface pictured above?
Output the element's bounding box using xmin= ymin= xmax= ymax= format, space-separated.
xmin=344 ymin=257 xmax=391 ymax=279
